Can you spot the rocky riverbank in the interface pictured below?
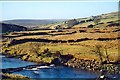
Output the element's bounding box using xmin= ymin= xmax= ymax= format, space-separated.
xmin=1 ymin=52 xmax=120 ymax=76
xmin=64 ymin=58 xmax=120 ymax=75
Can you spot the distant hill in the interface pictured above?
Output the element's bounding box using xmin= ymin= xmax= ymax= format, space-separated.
xmin=0 ymin=23 xmax=27 ymax=33
xmin=1 ymin=12 xmax=118 ymax=31
xmin=2 ymin=19 xmax=67 ymax=27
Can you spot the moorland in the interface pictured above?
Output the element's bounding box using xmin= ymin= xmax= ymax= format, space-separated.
xmin=0 ymin=12 xmax=120 ymax=75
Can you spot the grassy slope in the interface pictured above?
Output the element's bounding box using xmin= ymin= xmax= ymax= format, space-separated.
xmin=1 ymin=11 xmax=119 ymax=63
xmin=73 ymin=12 xmax=118 ymax=28
xmin=1 ymin=28 xmax=119 ymax=63
xmin=3 ymin=19 xmax=66 ymax=27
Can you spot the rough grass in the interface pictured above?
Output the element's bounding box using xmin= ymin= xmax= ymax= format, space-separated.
xmin=14 ymin=35 xmax=50 ymax=40
xmin=8 ymin=29 xmax=119 ymax=42
xmin=46 ymin=32 xmax=119 ymax=40
xmin=5 ymin=26 xmax=119 ymax=41
xmin=1 ymin=72 xmax=29 ymax=79
xmin=1 ymin=23 xmax=119 ymax=63
xmin=101 ymin=17 xmax=118 ymax=23
xmin=1 ymin=39 xmax=119 ymax=62
xmin=73 ymin=22 xmax=94 ymax=28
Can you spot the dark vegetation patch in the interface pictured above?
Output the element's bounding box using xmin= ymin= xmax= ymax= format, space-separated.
xmin=0 ymin=23 xmax=27 ymax=33
xmin=7 ymin=37 xmax=120 ymax=46
xmin=107 ymin=23 xmax=120 ymax=27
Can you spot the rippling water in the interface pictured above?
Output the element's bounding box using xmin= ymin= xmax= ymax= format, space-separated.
xmin=1 ymin=55 xmax=100 ymax=78
xmin=1 ymin=54 xmax=119 ymax=79
xmin=1 ymin=55 xmax=35 ymax=69
xmin=13 ymin=66 xmax=99 ymax=78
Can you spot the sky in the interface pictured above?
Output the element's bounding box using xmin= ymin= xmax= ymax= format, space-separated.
xmin=0 ymin=1 xmax=118 ymax=21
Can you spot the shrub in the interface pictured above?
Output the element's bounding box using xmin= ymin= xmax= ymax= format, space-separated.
xmin=94 ymin=17 xmax=101 ymax=25
xmin=53 ymin=51 xmax=61 ymax=57
xmin=95 ymin=45 xmax=103 ymax=63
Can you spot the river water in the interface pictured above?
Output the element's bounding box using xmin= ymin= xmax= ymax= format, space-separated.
xmin=1 ymin=55 xmax=35 ymax=69
xmin=13 ymin=66 xmax=99 ymax=78
xmin=1 ymin=55 xmax=119 ymax=79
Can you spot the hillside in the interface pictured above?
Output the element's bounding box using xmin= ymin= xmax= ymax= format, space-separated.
xmin=0 ymin=23 xmax=27 ymax=33
xmin=1 ymin=11 xmax=120 ymax=75
xmin=1 ymin=12 xmax=119 ymax=30
xmin=44 ymin=12 xmax=119 ymax=29
xmin=2 ymin=19 xmax=67 ymax=27
xmin=73 ymin=12 xmax=119 ymax=28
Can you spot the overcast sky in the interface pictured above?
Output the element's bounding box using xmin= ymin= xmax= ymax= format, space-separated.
xmin=0 ymin=1 xmax=118 ymax=21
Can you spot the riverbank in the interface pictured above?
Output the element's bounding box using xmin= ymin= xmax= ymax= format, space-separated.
xmin=1 ymin=53 xmax=120 ymax=76
xmin=65 ymin=58 xmax=120 ymax=75
xmin=1 ymin=42 xmax=120 ymax=77
xmin=1 ymin=72 xmax=30 ymax=80
xmin=1 ymin=55 xmax=102 ymax=79
xmin=1 ymin=55 xmax=120 ymax=80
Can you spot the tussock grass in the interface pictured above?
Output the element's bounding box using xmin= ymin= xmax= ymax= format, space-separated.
xmin=1 ymin=25 xmax=119 ymax=63
xmin=47 ymin=32 xmax=119 ymax=40
xmin=2 ymin=39 xmax=118 ymax=62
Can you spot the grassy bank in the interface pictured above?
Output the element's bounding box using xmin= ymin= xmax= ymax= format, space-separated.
xmin=1 ymin=72 xmax=30 ymax=80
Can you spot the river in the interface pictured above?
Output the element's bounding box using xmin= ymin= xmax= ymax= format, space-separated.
xmin=1 ymin=55 xmax=35 ymax=69
xmin=1 ymin=55 xmax=119 ymax=79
